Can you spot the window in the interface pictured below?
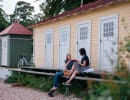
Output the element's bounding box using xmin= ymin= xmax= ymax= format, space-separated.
xmin=103 ymin=22 xmax=114 ymax=37
xmin=61 ymin=30 xmax=69 ymax=43
xmin=80 ymin=27 xmax=88 ymax=40
xmin=47 ymin=33 xmax=52 ymax=44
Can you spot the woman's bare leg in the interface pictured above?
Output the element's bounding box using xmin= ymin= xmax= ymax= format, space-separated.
xmin=67 ymin=70 xmax=79 ymax=83
xmin=68 ymin=64 xmax=76 ymax=77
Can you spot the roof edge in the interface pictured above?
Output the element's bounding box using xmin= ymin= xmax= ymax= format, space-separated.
xmin=28 ymin=0 xmax=128 ymax=28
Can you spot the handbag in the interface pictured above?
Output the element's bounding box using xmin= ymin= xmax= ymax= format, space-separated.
xmin=64 ymin=70 xmax=70 ymax=76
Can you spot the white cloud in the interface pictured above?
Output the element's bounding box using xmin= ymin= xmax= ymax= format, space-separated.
xmin=1 ymin=0 xmax=43 ymax=15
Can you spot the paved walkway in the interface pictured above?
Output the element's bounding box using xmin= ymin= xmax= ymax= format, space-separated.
xmin=0 ymin=67 xmax=11 ymax=79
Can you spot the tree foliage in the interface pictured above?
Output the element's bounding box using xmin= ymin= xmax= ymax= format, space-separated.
xmin=33 ymin=13 xmax=44 ymax=23
xmin=10 ymin=1 xmax=45 ymax=26
xmin=0 ymin=0 xmax=97 ymax=30
xmin=0 ymin=0 xmax=44 ymax=31
xmin=11 ymin=1 xmax=35 ymax=27
xmin=40 ymin=0 xmax=63 ymax=18
xmin=39 ymin=0 xmax=96 ymax=19
xmin=0 ymin=0 xmax=9 ymax=32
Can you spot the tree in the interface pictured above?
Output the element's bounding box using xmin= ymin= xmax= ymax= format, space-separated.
xmin=12 ymin=1 xmax=35 ymax=27
xmin=63 ymin=0 xmax=95 ymax=11
xmin=0 ymin=0 xmax=3 ymax=7
xmin=33 ymin=13 xmax=44 ymax=23
xmin=39 ymin=0 xmax=96 ymax=19
xmin=0 ymin=0 xmax=9 ymax=32
xmin=39 ymin=0 xmax=63 ymax=19
xmin=9 ymin=14 xmax=15 ymax=24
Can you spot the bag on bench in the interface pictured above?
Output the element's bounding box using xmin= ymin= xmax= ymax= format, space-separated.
xmin=64 ymin=70 xmax=70 ymax=76
xmin=84 ymin=68 xmax=95 ymax=73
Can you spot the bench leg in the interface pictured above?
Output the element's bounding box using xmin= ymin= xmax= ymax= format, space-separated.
xmin=65 ymin=78 xmax=70 ymax=96
xmin=65 ymin=85 xmax=69 ymax=96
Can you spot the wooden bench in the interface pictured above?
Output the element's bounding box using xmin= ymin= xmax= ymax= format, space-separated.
xmin=11 ymin=68 xmax=126 ymax=97
xmin=21 ymin=67 xmax=107 ymax=78
xmin=12 ymin=69 xmax=126 ymax=84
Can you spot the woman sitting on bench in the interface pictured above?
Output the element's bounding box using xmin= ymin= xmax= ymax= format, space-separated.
xmin=63 ymin=48 xmax=90 ymax=85
xmin=50 ymin=54 xmax=73 ymax=91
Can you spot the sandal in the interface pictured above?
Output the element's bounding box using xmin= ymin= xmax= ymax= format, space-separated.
xmin=62 ymin=82 xmax=71 ymax=86
xmin=50 ymin=87 xmax=58 ymax=91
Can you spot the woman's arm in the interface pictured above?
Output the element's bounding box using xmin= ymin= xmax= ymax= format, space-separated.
xmin=78 ymin=60 xmax=87 ymax=67
xmin=64 ymin=61 xmax=70 ymax=70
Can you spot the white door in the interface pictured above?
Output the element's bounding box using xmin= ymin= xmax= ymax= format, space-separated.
xmin=77 ymin=22 xmax=91 ymax=60
xmin=2 ymin=37 xmax=8 ymax=66
xmin=45 ymin=29 xmax=53 ymax=67
xmin=100 ymin=15 xmax=118 ymax=71
xmin=59 ymin=25 xmax=70 ymax=67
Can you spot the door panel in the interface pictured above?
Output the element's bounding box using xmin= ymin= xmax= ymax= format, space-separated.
xmin=100 ymin=16 xmax=118 ymax=71
xmin=2 ymin=37 xmax=8 ymax=66
xmin=45 ymin=30 xmax=53 ymax=67
xmin=77 ymin=22 xmax=91 ymax=60
xmin=59 ymin=26 xmax=70 ymax=67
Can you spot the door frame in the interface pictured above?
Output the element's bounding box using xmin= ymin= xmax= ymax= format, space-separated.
xmin=98 ymin=14 xmax=119 ymax=70
xmin=44 ymin=28 xmax=54 ymax=67
xmin=33 ymin=28 xmax=35 ymax=65
xmin=76 ymin=20 xmax=92 ymax=61
xmin=58 ymin=24 xmax=70 ymax=67
xmin=1 ymin=37 xmax=8 ymax=66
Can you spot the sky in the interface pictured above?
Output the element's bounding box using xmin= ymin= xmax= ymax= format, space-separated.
xmin=1 ymin=0 xmax=43 ymax=15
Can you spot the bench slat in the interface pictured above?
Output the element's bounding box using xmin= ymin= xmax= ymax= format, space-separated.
xmin=12 ymin=69 xmax=126 ymax=84
xmin=22 ymin=67 xmax=62 ymax=71
xmin=13 ymin=69 xmax=55 ymax=76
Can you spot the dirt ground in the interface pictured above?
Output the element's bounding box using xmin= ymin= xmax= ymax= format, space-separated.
xmin=0 ymin=79 xmax=81 ymax=100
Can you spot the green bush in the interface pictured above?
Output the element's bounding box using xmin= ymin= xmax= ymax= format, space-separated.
xmin=86 ymin=68 xmax=130 ymax=100
xmin=5 ymin=72 xmax=52 ymax=92
xmin=85 ymin=18 xmax=130 ymax=100
xmin=5 ymin=72 xmax=88 ymax=99
xmin=5 ymin=70 xmax=130 ymax=100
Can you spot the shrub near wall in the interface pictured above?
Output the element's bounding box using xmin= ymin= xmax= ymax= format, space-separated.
xmin=5 ymin=72 xmax=52 ymax=92
xmin=5 ymin=72 xmax=88 ymax=99
xmin=5 ymin=70 xmax=130 ymax=100
xmin=88 ymin=69 xmax=130 ymax=100
xmin=87 ymin=19 xmax=130 ymax=100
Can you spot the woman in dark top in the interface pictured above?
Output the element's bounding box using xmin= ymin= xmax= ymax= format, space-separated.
xmin=63 ymin=48 xmax=90 ymax=85
xmin=50 ymin=54 xmax=73 ymax=91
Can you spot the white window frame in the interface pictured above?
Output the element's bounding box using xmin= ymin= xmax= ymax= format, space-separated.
xmin=98 ymin=13 xmax=119 ymax=70
xmin=58 ymin=24 xmax=71 ymax=68
xmin=44 ymin=28 xmax=54 ymax=67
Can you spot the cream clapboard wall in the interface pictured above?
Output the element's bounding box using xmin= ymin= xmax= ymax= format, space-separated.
xmin=33 ymin=2 xmax=130 ymax=68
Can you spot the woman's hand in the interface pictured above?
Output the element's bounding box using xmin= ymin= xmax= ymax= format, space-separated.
xmin=77 ymin=61 xmax=81 ymax=64
xmin=68 ymin=60 xmax=71 ymax=63
xmin=77 ymin=60 xmax=80 ymax=62
xmin=64 ymin=68 xmax=67 ymax=71
xmin=64 ymin=60 xmax=71 ymax=69
xmin=78 ymin=61 xmax=87 ymax=67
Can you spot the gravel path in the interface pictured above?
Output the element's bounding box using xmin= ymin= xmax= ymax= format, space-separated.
xmin=0 ymin=79 xmax=81 ymax=100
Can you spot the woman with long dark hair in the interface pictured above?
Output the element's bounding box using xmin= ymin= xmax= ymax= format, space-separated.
xmin=63 ymin=48 xmax=90 ymax=85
